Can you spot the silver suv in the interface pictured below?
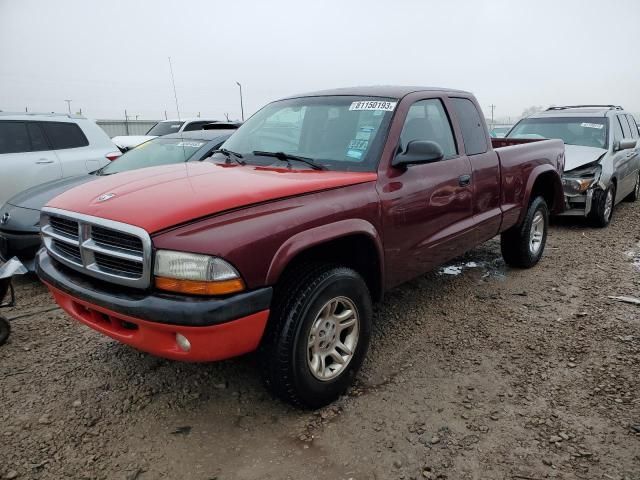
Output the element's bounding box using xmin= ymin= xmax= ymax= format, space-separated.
xmin=507 ymin=105 xmax=640 ymax=227
xmin=0 ymin=113 xmax=121 ymax=208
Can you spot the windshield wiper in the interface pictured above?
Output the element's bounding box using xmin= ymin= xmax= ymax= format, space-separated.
xmin=252 ymin=151 xmax=326 ymax=171
xmin=212 ymin=148 xmax=246 ymax=165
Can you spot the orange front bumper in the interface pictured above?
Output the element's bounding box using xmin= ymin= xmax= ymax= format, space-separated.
xmin=46 ymin=282 xmax=269 ymax=362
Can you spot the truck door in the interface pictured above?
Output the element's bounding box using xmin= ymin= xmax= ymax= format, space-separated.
xmin=379 ymin=98 xmax=474 ymax=288
xmin=448 ymin=97 xmax=502 ymax=243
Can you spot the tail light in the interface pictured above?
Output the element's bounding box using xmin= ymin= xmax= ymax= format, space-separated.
xmin=105 ymin=151 xmax=122 ymax=162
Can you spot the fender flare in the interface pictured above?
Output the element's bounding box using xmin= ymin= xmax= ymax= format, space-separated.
xmin=521 ymin=164 xmax=564 ymax=221
xmin=265 ymin=218 xmax=384 ymax=286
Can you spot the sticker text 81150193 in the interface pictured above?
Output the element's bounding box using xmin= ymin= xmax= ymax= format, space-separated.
xmin=349 ymin=101 xmax=397 ymax=112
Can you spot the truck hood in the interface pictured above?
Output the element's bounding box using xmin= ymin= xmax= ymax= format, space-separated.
xmin=46 ymin=162 xmax=377 ymax=233
xmin=563 ymin=144 xmax=607 ymax=172
xmin=7 ymin=174 xmax=95 ymax=211
xmin=111 ymin=135 xmax=157 ymax=149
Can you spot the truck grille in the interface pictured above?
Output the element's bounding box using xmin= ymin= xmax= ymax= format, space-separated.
xmin=41 ymin=207 xmax=152 ymax=288
xmin=49 ymin=216 xmax=79 ymax=239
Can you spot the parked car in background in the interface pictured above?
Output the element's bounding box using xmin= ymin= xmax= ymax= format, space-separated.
xmin=0 ymin=113 xmax=121 ymax=208
xmin=36 ymin=86 xmax=564 ymax=407
xmin=0 ymin=130 xmax=232 ymax=268
xmin=489 ymin=125 xmax=512 ymax=138
xmin=111 ymin=118 xmax=225 ymax=151
xmin=507 ymin=105 xmax=640 ymax=227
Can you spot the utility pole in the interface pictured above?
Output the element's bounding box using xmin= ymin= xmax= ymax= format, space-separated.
xmin=65 ymin=99 xmax=72 ymax=114
xmin=236 ymin=82 xmax=244 ymax=121
xmin=124 ymin=109 xmax=130 ymax=135
xmin=168 ymin=57 xmax=181 ymax=120
xmin=489 ymin=104 xmax=496 ymax=127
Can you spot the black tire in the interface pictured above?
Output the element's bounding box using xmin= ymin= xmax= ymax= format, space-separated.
xmin=501 ymin=196 xmax=549 ymax=268
xmin=589 ymin=184 xmax=616 ymax=228
xmin=0 ymin=316 xmax=10 ymax=346
xmin=624 ymin=172 xmax=639 ymax=202
xmin=260 ymin=264 xmax=372 ymax=408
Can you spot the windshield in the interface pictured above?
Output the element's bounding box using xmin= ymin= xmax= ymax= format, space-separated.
xmin=99 ymin=137 xmax=207 ymax=175
xmin=507 ymin=117 xmax=608 ymax=148
xmin=220 ymin=96 xmax=396 ymax=171
xmin=146 ymin=121 xmax=184 ymax=136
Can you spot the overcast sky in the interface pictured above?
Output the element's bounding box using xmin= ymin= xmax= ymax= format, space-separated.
xmin=1 ymin=0 xmax=639 ymax=122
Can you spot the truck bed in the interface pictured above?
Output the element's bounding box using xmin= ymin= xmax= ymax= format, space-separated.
xmin=493 ymin=138 xmax=566 ymax=230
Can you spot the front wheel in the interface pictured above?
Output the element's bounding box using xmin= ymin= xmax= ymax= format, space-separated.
xmin=261 ymin=265 xmax=372 ymax=408
xmin=589 ymin=185 xmax=615 ymax=228
xmin=624 ymin=172 xmax=639 ymax=202
xmin=501 ymin=196 xmax=549 ymax=268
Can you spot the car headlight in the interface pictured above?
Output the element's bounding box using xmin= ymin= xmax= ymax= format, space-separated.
xmin=562 ymin=164 xmax=602 ymax=195
xmin=154 ymin=250 xmax=244 ymax=295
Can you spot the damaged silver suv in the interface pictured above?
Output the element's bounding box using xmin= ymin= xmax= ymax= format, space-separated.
xmin=507 ymin=105 xmax=640 ymax=227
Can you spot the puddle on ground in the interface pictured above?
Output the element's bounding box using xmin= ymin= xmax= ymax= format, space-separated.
xmin=624 ymin=242 xmax=640 ymax=272
xmin=439 ymin=258 xmax=506 ymax=280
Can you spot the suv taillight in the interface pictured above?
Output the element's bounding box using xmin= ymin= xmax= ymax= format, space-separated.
xmin=105 ymin=151 xmax=122 ymax=161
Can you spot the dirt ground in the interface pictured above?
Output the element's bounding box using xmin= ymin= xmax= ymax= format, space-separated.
xmin=1 ymin=201 xmax=639 ymax=480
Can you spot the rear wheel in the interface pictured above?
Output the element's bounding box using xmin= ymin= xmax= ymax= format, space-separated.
xmin=624 ymin=172 xmax=639 ymax=202
xmin=0 ymin=316 xmax=10 ymax=346
xmin=589 ymin=184 xmax=615 ymax=228
xmin=260 ymin=264 xmax=372 ymax=408
xmin=501 ymin=196 xmax=549 ymax=268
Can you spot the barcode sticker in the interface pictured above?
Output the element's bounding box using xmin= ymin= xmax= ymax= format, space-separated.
xmin=349 ymin=101 xmax=397 ymax=112
xmin=581 ymin=123 xmax=604 ymax=129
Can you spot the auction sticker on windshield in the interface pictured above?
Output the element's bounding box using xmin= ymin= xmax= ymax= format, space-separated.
xmin=349 ymin=100 xmax=397 ymax=111
xmin=581 ymin=123 xmax=604 ymax=129
xmin=176 ymin=141 xmax=205 ymax=148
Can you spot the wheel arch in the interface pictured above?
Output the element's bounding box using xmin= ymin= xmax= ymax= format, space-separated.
xmin=524 ymin=166 xmax=564 ymax=218
xmin=266 ymin=219 xmax=384 ymax=302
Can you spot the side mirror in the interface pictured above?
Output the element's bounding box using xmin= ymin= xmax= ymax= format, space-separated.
xmin=392 ymin=140 xmax=444 ymax=168
xmin=616 ymin=138 xmax=637 ymax=151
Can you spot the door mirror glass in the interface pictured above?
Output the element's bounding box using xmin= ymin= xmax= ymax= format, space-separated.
xmin=393 ymin=140 xmax=444 ymax=168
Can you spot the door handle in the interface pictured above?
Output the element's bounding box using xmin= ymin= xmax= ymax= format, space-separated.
xmin=458 ymin=174 xmax=471 ymax=187
xmin=36 ymin=159 xmax=54 ymax=164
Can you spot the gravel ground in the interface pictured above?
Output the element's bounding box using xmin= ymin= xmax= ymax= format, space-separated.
xmin=1 ymin=201 xmax=639 ymax=480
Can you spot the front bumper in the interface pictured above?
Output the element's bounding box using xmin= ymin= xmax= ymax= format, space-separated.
xmin=37 ymin=249 xmax=272 ymax=361
xmin=558 ymin=189 xmax=594 ymax=217
xmin=0 ymin=229 xmax=41 ymax=267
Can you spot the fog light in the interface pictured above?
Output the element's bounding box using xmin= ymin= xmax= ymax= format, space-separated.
xmin=176 ymin=333 xmax=191 ymax=352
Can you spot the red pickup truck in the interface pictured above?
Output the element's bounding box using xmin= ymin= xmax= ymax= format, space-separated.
xmin=36 ymin=87 xmax=565 ymax=407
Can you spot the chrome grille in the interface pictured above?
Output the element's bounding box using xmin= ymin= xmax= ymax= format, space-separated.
xmin=91 ymin=226 xmax=143 ymax=254
xmin=50 ymin=216 xmax=79 ymax=239
xmin=41 ymin=207 xmax=152 ymax=288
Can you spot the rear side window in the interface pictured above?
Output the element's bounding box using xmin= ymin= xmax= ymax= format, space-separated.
xmin=450 ymin=98 xmax=488 ymax=155
xmin=0 ymin=122 xmax=31 ymax=154
xmin=42 ymin=122 xmax=89 ymax=149
xmin=625 ymin=115 xmax=638 ymax=139
xmin=27 ymin=122 xmax=49 ymax=151
xmin=617 ymin=115 xmax=631 ymax=139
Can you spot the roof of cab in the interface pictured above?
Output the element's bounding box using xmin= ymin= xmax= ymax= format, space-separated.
xmin=283 ymin=85 xmax=471 ymax=100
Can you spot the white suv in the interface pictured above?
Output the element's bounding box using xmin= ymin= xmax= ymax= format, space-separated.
xmin=112 ymin=118 xmax=219 ymax=151
xmin=0 ymin=113 xmax=121 ymax=207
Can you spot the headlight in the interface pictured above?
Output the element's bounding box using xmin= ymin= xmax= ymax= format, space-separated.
xmin=154 ymin=250 xmax=244 ymax=295
xmin=562 ymin=164 xmax=602 ymax=195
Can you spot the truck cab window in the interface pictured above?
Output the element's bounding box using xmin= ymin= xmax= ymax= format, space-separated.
xmin=399 ymin=99 xmax=457 ymax=158
xmin=451 ymin=97 xmax=488 ymax=155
